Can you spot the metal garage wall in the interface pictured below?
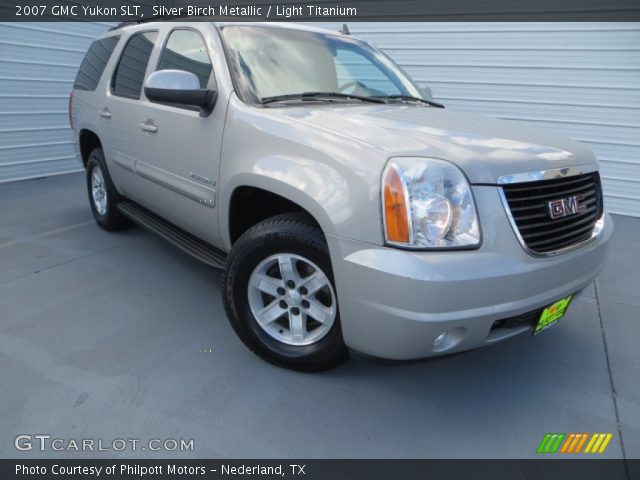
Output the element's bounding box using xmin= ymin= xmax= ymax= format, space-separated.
xmin=0 ymin=22 xmax=113 ymax=183
xmin=1 ymin=21 xmax=639 ymax=216
xmin=318 ymin=22 xmax=640 ymax=217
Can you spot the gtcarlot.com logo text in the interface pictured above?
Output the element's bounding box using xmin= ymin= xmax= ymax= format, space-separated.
xmin=15 ymin=435 xmax=194 ymax=453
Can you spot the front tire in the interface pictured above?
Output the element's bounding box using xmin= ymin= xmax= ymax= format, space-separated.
xmin=86 ymin=148 xmax=131 ymax=231
xmin=222 ymin=213 xmax=348 ymax=372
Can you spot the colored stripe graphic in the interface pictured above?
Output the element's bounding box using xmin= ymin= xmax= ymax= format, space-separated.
xmin=574 ymin=433 xmax=589 ymax=453
xmin=537 ymin=434 xmax=552 ymax=453
xmin=538 ymin=433 xmax=613 ymax=454
xmin=585 ymin=433 xmax=613 ymax=454
xmin=598 ymin=433 xmax=613 ymax=453
xmin=537 ymin=433 xmax=565 ymax=453
xmin=560 ymin=434 xmax=575 ymax=453
xmin=560 ymin=433 xmax=588 ymax=453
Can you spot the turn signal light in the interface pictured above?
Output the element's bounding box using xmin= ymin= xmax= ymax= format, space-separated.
xmin=383 ymin=163 xmax=410 ymax=244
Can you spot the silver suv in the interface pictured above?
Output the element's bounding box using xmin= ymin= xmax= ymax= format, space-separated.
xmin=71 ymin=21 xmax=612 ymax=371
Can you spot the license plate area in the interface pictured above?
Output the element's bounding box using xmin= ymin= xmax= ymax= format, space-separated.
xmin=534 ymin=295 xmax=573 ymax=335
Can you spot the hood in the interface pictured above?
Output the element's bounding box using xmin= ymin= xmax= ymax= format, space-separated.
xmin=270 ymin=104 xmax=596 ymax=184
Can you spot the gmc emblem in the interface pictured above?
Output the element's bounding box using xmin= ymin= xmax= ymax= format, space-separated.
xmin=548 ymin=194 xmax=586 ymax=220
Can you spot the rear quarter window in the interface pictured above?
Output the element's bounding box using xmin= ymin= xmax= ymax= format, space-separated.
xmin=74 ymin=36 xmax=120 ymax=91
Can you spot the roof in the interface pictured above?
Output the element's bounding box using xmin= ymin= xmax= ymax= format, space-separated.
xmin=109 ymin=19 xmax=347 ymax=37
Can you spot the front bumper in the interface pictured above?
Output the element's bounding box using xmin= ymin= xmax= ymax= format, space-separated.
xmin=327 ymin=186 xmax=613 ymax=360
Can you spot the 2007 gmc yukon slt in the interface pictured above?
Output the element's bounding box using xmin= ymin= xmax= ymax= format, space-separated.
xmin=70 ymin=21 xmax=612 ymax=371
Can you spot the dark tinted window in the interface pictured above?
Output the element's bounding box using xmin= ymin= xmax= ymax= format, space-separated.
xmin=74 ymin=36 xmax=120 ymax=91
xmin=112 ymin=31 xmax=158 ymax=99
xmin=157 ymin=29 xmax=212 ymax=88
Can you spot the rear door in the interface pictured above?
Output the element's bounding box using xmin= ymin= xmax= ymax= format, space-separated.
xmin=71 ymin=34 xmax=120 ymax=162
xmin=100 ymin=29 xmax=159 ymax=201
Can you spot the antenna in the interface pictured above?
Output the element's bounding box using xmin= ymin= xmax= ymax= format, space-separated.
xmin=340 ymin=24 xmax=350 ymax=35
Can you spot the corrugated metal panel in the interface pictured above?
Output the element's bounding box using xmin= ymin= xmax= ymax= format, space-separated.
xmin=0 ymin=22 xmax=113 ymax=183
xmin=1 ymin=21 xmax=638 ymax=216
xmin=315 ymin=22 xmax=640 ymax=217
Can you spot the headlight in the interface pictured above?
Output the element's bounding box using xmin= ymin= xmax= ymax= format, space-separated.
xmin=382 ymin=157 xmax=480 ymax=249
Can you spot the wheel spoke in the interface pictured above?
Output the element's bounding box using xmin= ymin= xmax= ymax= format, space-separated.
xmin=255 ymin=273 xmax=284 ymax=297
xmin=299 ymin=271 xmax=327 ymax=295
xmin=256 ymin=300 xmax=285 ymax=325
xmin=289 ymin=311 xmax=306 ymax=342
xmin=305 ymin=298 xmax=334 ymax=324
xmin=91 ymin=168 xmax=108 ymax=215
xmin=278 ymin=255 xmax=300 ymax=284
xmin=248 ymin=253 xmax=337 ymax=347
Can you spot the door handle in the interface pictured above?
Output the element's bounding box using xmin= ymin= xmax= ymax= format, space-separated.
xmin=139 ymin=122 xmax=158 ymax=133
xmin=99 ymin=108 xmax=111 ymax=119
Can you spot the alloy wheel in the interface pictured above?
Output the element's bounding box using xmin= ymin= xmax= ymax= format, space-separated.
xmin=91 ymin=166 xmax=108 ymax=215
xmin=248 ymin=253 xmax=337 ymax=346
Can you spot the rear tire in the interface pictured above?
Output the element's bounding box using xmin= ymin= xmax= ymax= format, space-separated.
xmin=222 ymin=213 xmax=349 ymax=372
xmin=86 ymin=148 xmax=131 ymax=231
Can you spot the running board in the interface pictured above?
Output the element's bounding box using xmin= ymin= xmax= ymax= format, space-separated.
xmin=117 ymin=201 xmax=226 ymax=268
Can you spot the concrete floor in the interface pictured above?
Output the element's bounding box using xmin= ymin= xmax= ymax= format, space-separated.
xmin=0 ymin=173 xmax=638 ymax=460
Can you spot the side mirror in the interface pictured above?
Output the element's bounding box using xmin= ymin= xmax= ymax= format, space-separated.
xmin=420 ymin=85 xmax=434 ymax=100
xmin=144 ymin=70 xmax=217 ymax=116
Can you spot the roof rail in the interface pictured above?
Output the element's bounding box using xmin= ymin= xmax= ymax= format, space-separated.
xmin=108 ymin=13 xmax=196 ymax=31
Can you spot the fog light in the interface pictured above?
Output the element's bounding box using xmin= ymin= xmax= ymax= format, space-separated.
xmin=432 ymin=332 xmax=447 ymax=348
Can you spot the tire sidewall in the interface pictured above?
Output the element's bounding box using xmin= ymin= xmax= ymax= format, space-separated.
xmin=86 ymin=148 xmax=129 ymax=231
xmin=225 ymin=223 xmax=347 ymax=368
xmin=86 ymin=151 xmax=110 ymax=225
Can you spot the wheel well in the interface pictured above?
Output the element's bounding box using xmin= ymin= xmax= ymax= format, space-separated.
xmin=229 ymin=187 xmax=322 ymax=244
xmin=79 ymin=129 xmax=102 ymax=167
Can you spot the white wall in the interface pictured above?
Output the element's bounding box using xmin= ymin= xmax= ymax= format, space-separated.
xmin=1 ymin=22 xmax=639 ymax=216
xmin=318 ymin=22 xmax=640 ymax=216
xmin=0 ymin=22 xmax=113 ymax=182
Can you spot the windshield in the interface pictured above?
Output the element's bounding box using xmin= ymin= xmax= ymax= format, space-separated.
xmin=219 ymin=25 xmax=427 ymax=105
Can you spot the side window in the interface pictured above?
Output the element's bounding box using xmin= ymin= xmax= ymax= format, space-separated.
xmin=112 ymin=31 xmax=158 ymax=99
xmin=74 ymin=36 xmax=120 ymax=91
xmin=157 ymin=29 xmax=212 ymax=88
xmin=335 ymin=48 xmax=402 ymax=96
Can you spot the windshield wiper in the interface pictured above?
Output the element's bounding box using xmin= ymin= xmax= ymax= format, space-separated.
xmin=260 ymin=92 xmax=386 ymax=105
xmin=376 ymin=95 xmax=444 ymax=108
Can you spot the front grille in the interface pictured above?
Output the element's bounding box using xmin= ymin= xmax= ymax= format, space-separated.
xmin=501 ymin=172 xmax=603 ymax=254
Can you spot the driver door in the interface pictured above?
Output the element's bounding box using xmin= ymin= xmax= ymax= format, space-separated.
xmin=131 ymin=26 xmax=224 ymax=246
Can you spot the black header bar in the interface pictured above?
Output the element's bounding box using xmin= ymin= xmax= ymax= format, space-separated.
xmin=2 ymin=459 xmax=637 ymax=480
xmin=2 ymin=0 xmax=640 ymax=22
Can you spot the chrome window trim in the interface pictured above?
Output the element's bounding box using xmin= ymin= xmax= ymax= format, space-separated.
xmin=498 ymin=168 xmax=605 ymax=258
xmin=497 ymin=164 xmax=599 ymax=185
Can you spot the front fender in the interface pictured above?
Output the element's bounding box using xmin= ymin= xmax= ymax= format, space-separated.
xmin=219 ymin=156 xmax=350 ymax=250
xmin=218 ymin=98 xmax=389 ymax=251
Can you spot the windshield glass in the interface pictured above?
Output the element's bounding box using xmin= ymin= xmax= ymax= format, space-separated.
xmin=219 ymin=25 xmax=426 ymax=104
